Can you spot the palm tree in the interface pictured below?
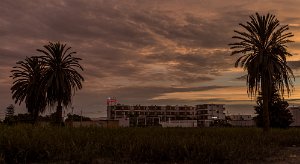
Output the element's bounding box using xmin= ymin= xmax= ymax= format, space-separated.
xmin=37 ymin=42 xmax=84 ymax=124
xmin=229 ymin=13 xmax=294 ymax=132
xmin=11 ymin=56 xmax=47 ymax=123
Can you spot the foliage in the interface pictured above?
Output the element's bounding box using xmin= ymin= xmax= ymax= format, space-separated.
xmin=4 ymin=114 xmax=34 ymax=125
xmin=10 ymin=42 xmax=84 ymax=124
xmin=37 ymin=42 xmax=84 ymax=111
xmin=254 ymin=91 xmax=293 ymax=128
xmin=65 ymin=113 xmax=91 ymax=122
xmin=3 ymin=113 xmax=56 ymax=125
xmin=1 ymin=126 xmax=300 ymax=163
xmin=10 ymin=57 xmax=47 ymax=123
xmin=2 ymin=112 xmax=91 ymax=125
xmin=229 ymin=13 xmax=294 ymax=131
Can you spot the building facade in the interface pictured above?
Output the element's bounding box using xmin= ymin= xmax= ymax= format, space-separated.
xmin=288 ymin=106 xmax=300 ymax=126
xmin=196 ymin=104 xmax=226 ymax=127
xmin=227 ymin=115 xmax=255 ymax=127
xmin=107 ymin=103 xmax=225 ymax=127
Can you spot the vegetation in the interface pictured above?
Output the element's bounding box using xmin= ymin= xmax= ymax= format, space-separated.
xmin=0 ymin=125 xmax=300 ymax=163
xmin=254 ymin=90 xmax=293 ymax=128
xmin=9 ymin=42 xmax=84 ymax=124
xmin=65 ymin=113 xmax=91 ymax=122
xmin=4 ymin=113 xmax=37 ymax=125
xmin=3 ymin=113 xmax=57 ymax=125
xmin=10 ymin=57 xmax=47 ymax=123
xmin=37 ymin=42 xmax=84 ymax=124
xmin=229 ymin=13 xmax=294 ymax=131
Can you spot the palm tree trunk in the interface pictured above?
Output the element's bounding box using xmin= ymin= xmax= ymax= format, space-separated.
xmin=32 ymin=110 xmax=39 ymax=125
xmin=262 ymin=77 xmax=270 ymax=132
xmin=56 ymin=100 xmax=63 ymax=124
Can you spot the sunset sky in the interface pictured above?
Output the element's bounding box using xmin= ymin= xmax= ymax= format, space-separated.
xmin=1 ymin=0 xmax=300 ymax=118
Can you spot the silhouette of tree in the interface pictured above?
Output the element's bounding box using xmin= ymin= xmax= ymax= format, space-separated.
xmin=254 ymin=89 xmax=293 ymax=128
xmin=65 ymin=113 xmax=91 ymax=122
xmin=229 ymin=13 xmax=294 ymax=132
xmin=10 ymin=57 xmax=47 ymax=123
xmin=37 ymin=42 xmax=84 ymax=124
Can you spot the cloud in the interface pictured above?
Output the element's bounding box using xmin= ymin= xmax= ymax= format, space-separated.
xmin=234 ymin=75 xmax=247 ymax=81
xmin=288 ymin=61 xmax=300 ymax=69
xmin=103 ymin=85 xmax=229 ymax=102
xmin=1 ymin=0 xmax=300 ymax=118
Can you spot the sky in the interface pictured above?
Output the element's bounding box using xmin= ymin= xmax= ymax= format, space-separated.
xmin=2 ymin=0 xmax=300 ymax=118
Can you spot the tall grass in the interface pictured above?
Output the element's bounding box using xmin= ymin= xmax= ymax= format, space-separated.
xmin=0 ymin=125 xmax=299 ymax=163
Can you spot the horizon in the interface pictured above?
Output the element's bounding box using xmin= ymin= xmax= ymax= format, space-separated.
xmin=1 ymin=0 xmax=300 ymax=119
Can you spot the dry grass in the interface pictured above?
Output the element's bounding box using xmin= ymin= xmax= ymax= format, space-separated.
xmin=0 ymin=125 xmax=299 ymax=163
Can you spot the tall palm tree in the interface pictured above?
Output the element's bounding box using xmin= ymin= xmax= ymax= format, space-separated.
xmin=11 ymin=56 xmax=47 ymax=123
xmin=37 ymin=42 xmax=84 ymax=124
xmin=229 ymin=13 xmax=294 ymax=132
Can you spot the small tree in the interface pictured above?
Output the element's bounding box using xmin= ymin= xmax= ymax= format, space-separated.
xmin=254 ymin=90 xmax=293 ymax=128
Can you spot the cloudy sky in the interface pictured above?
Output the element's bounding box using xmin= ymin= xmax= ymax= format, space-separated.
xmin=1 ymin=0 xmax=300 ymax=118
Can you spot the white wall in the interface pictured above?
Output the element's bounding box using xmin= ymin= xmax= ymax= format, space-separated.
xmin=288 ymin=107 xmax=300 ymax=126
xmin=118 ymin=118 xmax=130 ymax=127
xmin=160 ymin=120 xmax=197 ymax=127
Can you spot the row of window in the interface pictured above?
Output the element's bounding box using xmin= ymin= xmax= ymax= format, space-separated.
xmin=114 ymin=106 xmax=195 ymax=110
xmin=113 ymin=111 xmax=196 ymax=116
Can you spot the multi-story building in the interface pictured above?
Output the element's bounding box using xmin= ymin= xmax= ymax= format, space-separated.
xmin=107 ymin=99 xmax=225 ymax=127
xmin=196 ymin=104 xmax=226 ymax=127
xmin=107 ymin=104 xmax=197 ymax=126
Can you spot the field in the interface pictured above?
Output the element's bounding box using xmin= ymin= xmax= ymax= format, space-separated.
xmin=0 ymin=125 xmax=300 ymax=163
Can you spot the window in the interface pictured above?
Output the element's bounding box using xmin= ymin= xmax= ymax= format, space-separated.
xmin=201 ymin=110 xmax=208 ymax=114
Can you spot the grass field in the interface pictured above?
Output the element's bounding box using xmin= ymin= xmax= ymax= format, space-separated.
xmin=0 ymin=125 xmax=300 ymax=163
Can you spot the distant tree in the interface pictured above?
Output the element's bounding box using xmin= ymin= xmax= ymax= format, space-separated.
xmin=254 ymin=89 xmax=293 ymax=128
xmin=229 ymin=13 xmax=294 ymax=132
xmin=10 ymin=57 xmax=47 ymax=124
xmin=37 ymin=42 xmax=84 ymax=124
xmin=65 ymin=113 xmax=91 ymax=122
xmin=5 ymin=104 xmax=15 ymax=117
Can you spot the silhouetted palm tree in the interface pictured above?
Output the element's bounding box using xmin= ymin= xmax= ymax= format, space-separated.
xmin=229 ymin=13 xmax=294 ymax=132
xmin=37 ymin=42 xmax=84 ymax=124
xmin=11 ymin=57 xmax=47 ymax=123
